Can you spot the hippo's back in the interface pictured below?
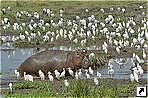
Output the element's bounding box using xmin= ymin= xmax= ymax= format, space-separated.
xmin=19 ymin=50 xmax=72 ymax=75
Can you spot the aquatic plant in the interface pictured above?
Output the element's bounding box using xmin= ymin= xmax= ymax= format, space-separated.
xmin=67 ymin=79 xmax=92 ymax=97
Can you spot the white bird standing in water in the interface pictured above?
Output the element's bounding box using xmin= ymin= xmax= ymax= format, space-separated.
xmin=137 ymin=63 xmax=144 ymax=76
xmin=96 ymin=71 xmax=101 ymax=78
xmin=8 ymin=83 xmax=12 ymax=93
xmin=108 ymin=60 xmax=113 ymax=68
xmin=108 ymin=67 xmax=114 ymax=78
xmin=14 ymin=69 xmax=20 ymax=79
xmin=130 ymin=68 xmax=139 ymax=82
xmin=130 ymin=73 xmax=135 ymax=82
xmin=88 ymin=67 xmax=94 ymax=75
xmin=85 ymin=69 xmax=90 ymax=79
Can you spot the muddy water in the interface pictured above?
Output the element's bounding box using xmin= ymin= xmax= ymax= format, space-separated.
xmin=0 ymin=46 xmax=147 ymax=91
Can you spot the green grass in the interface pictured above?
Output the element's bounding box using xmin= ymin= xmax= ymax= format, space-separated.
xmin=1 ymin=0 xmax=147 ymax=49
xmin=5 ymin=79 xmax=140 ymax=97
xmin=12 ymin=81 xmax=49 ymax=90
xmin=67 ymin=79 xmax=92 ymax=97
xmin=5 ymin=80 xmax=55 ymax=98
xmin=5 ymin=92 xmax=54 ymax=98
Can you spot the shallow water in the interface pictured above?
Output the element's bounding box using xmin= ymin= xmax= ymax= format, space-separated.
xmin=98 ymin=58 xmax=148 ymax=79
xmin=2 ymin=42 xmax=148 ymax=96
xmin=1 ymin=48 xmax=34 ymax=73
xmin=0 ymin=46 xmax=147 ymax=91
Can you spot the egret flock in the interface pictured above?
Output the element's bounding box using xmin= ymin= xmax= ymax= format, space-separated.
xmin=1 ymin=1 xmax=147 ymax=94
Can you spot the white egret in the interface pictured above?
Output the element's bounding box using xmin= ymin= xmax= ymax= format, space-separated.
xmin=96 ymin=71 xmax=101 ymax=78
xmin=24 ymin=72 xmax=33 ymax=82
xmin=137 ymin=64 xmax=144 ymax=76
xmin=48 ymin=71 xmax=54 ymax=82
xmin=131 ymin=69 xmax=139 ymax=82
xmin=94 ymin=77 xmax=99 ymax=86
xmin=39 ymin=70 xmax=45 ymax=80
xmin=78 ymin=69 xmax=82 ymax=78
xmin=108 ymin=67 xmax=114 ymax=78
xmin=8 ymin=83 xmax=12 ymax=92
xmin=64 ymin=79 xmax=69 ymax=87
xmin=14 ymin=69 xmax=20 ymax=79
xmin=54 ymin=70 xmax=60 ymax=79
xmin=60 ymin=68 xmax=66 ymax=78
xmin=142 ymin=49 xmax=146 ymax=59
xmin=75 ymin=71 xmax=79 ymax=79
xmin=85 ymin=70 xmax=90 ymax=79
xmin=116 ymin=46 xmax=120 ymax=54
xmin=68 ymin=67 xmax=74 ymax=77
xmin=88 ymin=67 xmax=94 ymax=75
xmin=130 ymin=73 xmax=134 ymax=82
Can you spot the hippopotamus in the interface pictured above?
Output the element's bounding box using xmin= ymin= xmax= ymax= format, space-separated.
xmin=18 ymin=49 xmax=92 ymax=77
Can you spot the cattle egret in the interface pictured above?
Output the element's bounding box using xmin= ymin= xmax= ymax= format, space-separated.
xmin=64 ymin=80 xmax=69 ymax=87
xmin=116 ymin=46 xmax=120 ymax=54
xmin=85 ymin=9 xmax=89 ymax=12
xmin=94 ymin=77 xmax=99 ymax=85
xmin=108 ymin=67 xmax=114 ymax=78
xmin=142 ymin=49 xmax=146 ymax=59
xmin=130 ymin=69 xmax=139 ymax=82
xmin=130 ymin=73 xmax=134 ymax=82
xmin=85 ymin=70 xmax=90 ymax=79
xmin=75 ymin=71 xmax=79 ymax=79
xmin=139 ymin=6 xmax=143 ymax=9
xmin=24 ymin=72 xmax=33 ymax=82
xmin=78 ymin=69 xmax=82 ymax=78
xmin=14 ymin=69 xmax=20 ymax=79
xmin=68 ymin=67 xmax=74 ymax=77
xmin=39 ymin=70 xmax=45 ymax=80
xmin=8 ymin=83 xmax=12 ymax=92
xmin=137 ymin=64 xmax=144 ymax=76
xmin=96 ymin=71 xmax=101 ymax=78
xmin=54 ymin=70 xmax=60 ymax=79
xmin=88 ymin=67 xmax=93 ymax=75
xmin=135 ymin=55 xmax=141 ymax=63
xmin=108 ymin=60 xmax=113 ymax=68
xmin=48 ymin=71 xmax=54 ymax=82
xmin=60 ymin=68 xmax=66 ymax=78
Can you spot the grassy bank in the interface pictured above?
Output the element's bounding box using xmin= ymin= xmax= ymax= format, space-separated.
xmin=3 ymin=79 xmax=147 ymax=97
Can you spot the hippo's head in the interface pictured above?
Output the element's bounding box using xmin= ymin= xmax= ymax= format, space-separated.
xmin=73 ymin=49 xmax=91 ymax=69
